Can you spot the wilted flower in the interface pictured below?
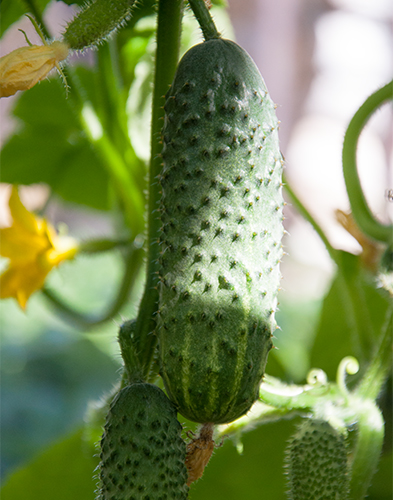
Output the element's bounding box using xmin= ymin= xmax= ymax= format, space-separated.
xmin=0 ymin=186 xmax=78 ymax=309
xmin=0 ymin=40 xmax=69 ymax=98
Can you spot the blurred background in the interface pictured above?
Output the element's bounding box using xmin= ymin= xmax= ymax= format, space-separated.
xmin=0 ymin=0 xmax=392 ymax=497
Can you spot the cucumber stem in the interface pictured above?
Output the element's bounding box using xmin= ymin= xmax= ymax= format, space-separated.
xmin=348 ymin=400 xmax=384 ymax=500
xmin=133 ymin=0 xmax=184 ymax=378
xmin=283 ymin=173 xmax=338 ymax=262
xmin=23 ymin=3 xmax=51 ymax=39
xmin=284 ymin=176 xmax=377 ymax=359
xmin=79 ymin=103 xmax=145 ymax=232
xmin=342 ymin=80 xmax=393 ymax=244
xmin=42 ymin=246 xmax=143 ymax=328
xmin=188 ymin=0 xmax=221 ymax=41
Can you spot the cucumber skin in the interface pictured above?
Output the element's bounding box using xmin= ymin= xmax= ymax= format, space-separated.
xmin=97 ymin=384 xmax=189 ymax=500
xmin=158 ymin=39 xmax=284 ymax=424
xmin=286 ymin=419 xmax=349 ymax=500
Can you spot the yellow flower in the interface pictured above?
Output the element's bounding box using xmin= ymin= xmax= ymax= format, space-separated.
xmin=0 ymin=40 xmax=69 ymax=98
xmin=0 ymin=186 xmax=78 ymax=309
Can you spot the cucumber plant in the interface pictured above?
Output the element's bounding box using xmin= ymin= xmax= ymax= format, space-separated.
xmin=0 ymin=0 xmax=392 ymax=499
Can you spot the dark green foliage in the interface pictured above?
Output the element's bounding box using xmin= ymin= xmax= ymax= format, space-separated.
xmin=97 ymin=383 xmax=189 ymax=500
xmin=285 ymin=419 xmax=349 ymax=500
xmin=158 ymin=38 xmax=284 ymax=424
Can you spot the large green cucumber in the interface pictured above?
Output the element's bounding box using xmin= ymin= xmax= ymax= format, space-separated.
xmin=97 ymin=383 xmax=189 ymax=499
xmin=158 ymin=38 xmax=284 ymax=424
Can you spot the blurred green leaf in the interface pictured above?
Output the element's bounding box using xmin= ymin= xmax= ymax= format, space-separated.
xmin=367 ymin=451 xmax=392 ymax=499
xmin=0 ymin=79 xmax=112 ymax=210
xmin=310 ymin=252 xmax=390 ymax=381
xmin=273 ymin=298 xmax=322 ymax=382
xmin=1 ymin=429 xmax=98 ymax=500
xmin=0 ymin=0 xmax=50 ymax=36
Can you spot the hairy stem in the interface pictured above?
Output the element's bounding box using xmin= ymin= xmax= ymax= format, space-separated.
xmin=23 ymin=0 xmax=51 ymax=39
xmin=188 ymin=0 xmax=220 ymax=40
xmin=133 ymin=0 xmax=184 ymax=379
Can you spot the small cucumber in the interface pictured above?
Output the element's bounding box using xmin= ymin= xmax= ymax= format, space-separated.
xmin=285 ymin=419 xmax=349 ymax=500
xmin=97 ymin=383 xmax=189 ymax=499
xmin=158 ymin=38 xmax=284 ymax=424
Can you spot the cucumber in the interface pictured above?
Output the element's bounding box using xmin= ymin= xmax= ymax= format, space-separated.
xmin=97 ymin=383 xmax=189 ymax=499
xmin=157 ymin=38 xmax=284 ymax=424
xmin=285 ymin=419 xmax=349 ymax=500
xmin=158 ymin=39 xmax=283 ymax=423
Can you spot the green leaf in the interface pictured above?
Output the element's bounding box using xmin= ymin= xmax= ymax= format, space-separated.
xmin=1 ymin=429 xmax=98 ymax=500
xmin=54 ymin=142 xmax=111 ymax=209
xmin=0 ymin=0 xmax=50 ymax=36
xmin=310 ymin=251 xmax=390 ymax=382
xmin=0 ymin=79 xmax=112 ymax=211
xmin=367 ymin=451 xmax=393 ymax=499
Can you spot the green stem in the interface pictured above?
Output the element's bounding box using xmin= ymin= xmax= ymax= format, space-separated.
xmin=132 ymin=0 xmax=184 ymax=378
xmin=188 ymin=0 xmax=220 ymax=40
xmin=343 ymin=80 xmax=393 ymax=244
xmin=356 ymin=306 xmax=393 ymax=400
xmin=118 ymin=320 xmax=144 ymax=383
xmin=79 ymin=103 xmax=145 ymax=232
xmin=63 ymin=51 xmax=144 ymax=233
xmin=96 ymin=41 xmax=139 ymax=174
xmin=23 ymin=0 xmax=51 ymax=39
xmin=79 ymin=237 xmax=132 ymax=254
xmin=25 ymin=5 xmax=143 ymax=234
xmin=283 ymin=176 xmax=377 ymax=359
xmin=42 ymin=246 xmax=144 ymax=328
xmin=96 ymin=41 xmax=146 ymax=207
xmin=283 ymin=173 xmax=338 ymax=263
xmin=348 ymin=400 xmax=384 ymax=500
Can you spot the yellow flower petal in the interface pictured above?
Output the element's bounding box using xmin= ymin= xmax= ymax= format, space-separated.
xmin=8 ymin=185 xmax=41 ymax=234
xmin=0 ymin=226 xmax=51 ymax=261
xmin=0 ymin=260 xmax=49 ymax=309
xmin=0 ymin=187 xmax=52 ymax=261
xmin=0 ymin=41 xmax=69 ymax=98
xmin=0 ymin=185 xmax=79 ymax=309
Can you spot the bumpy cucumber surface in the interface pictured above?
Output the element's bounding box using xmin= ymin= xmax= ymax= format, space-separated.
xmin=158 ymin=38 xmax=284 ymax=424
xmin=97 ymin=383 xmax=189 ymax=499
xmin=285 ymin=419 xmax=349 ymax=500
